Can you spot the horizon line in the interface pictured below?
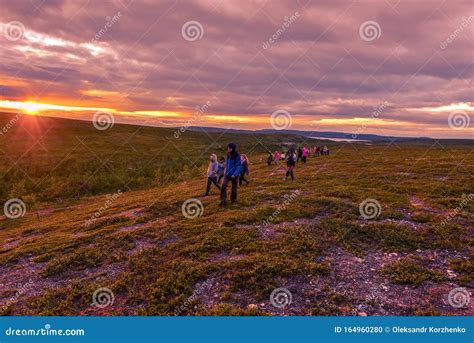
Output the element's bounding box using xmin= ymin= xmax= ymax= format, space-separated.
xmin=1 ymin=111 xmax=472 ymax=141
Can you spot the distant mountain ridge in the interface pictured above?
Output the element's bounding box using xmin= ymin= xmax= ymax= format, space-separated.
xmin=186 ymin=126 xmax=433 ymax=142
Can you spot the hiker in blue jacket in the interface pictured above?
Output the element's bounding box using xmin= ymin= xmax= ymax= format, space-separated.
xmin=220 ymin=142 xmax=242 ymax=207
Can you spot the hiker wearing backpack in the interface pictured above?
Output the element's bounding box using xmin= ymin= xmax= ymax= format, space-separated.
xmin=285 ymin=147 xmax=296 ymax=181
xmin=220 ymin=143 xmax=242 ymax=206
xmin=217 ymin=156 xmax=225 ymax=184
xmin=204 ymin=154 xmax=221 ymax=196
xmin=267 ymin=151 xmax=273 ymax=166
xmin=240 ymin=154 xmax=250 ymax=185
xmin=297 ymin=147 xmax=303 ymax=162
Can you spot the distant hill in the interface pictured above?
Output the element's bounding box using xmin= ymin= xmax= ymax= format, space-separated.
xmin=187 ymin=126 xmax=474 ymax=145
xmin=187 ymin=126 xmax=429 ymax=142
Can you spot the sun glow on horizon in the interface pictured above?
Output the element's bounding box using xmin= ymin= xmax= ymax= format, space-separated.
xmin=0 ymin=100 xmax=114 ymax=115
xmin=0 ymin=99 xmax=472 ymax=139
xmin=0 ymin=100 xmax=181 ymax=118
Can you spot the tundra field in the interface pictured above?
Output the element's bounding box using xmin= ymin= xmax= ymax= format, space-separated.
xmin=0 ymin=114 xmax=472 ymax=316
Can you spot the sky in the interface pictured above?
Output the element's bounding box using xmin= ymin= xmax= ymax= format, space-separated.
xmin=0 ymin=0 xmax=473 ymax=138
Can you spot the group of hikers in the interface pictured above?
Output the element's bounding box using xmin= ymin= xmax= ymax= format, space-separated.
xmin=204 ymin=143 xmax=249 ymax=206
xmin=205 ymin=142 xmax=330 ymax=206
xmin=267 ymin=145 xmax=330 ymax=165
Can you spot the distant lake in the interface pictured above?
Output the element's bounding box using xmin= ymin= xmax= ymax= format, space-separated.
xmin=310 ymin=136 xmax=371 ymax=143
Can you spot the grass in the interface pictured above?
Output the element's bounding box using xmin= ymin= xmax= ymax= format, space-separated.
xmin=0 ymin=113 xmax=307 ymax=204
xmin=0 ymin=113 xmax=472 ymax=316
xmin=448 ymin=258 xmax=474 ymax=286
xmin=381 ymin=257 xmax=445 ymax=286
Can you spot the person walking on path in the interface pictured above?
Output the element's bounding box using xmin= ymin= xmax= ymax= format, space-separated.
xmin=220 ymin=143 xmax=242 ymax=206
xmin=274 ymin=150 xmax=281 ymax=165
xmin=239 ymin=154 xmax=250 ymax=185
xmin=297 ymin=147 xmax=303 ymax=162
xmin=204 ymin=154 xmax=221 ymax=196
xmin=267 ymin=151 xmax=273 ymax=166
xmin=302 ymin=146 xmax=309 ymax=163
xmin=323 ymin=145 xmax=329 ymax=156
xmin=285 ymin=147 xmax=297 ymax=181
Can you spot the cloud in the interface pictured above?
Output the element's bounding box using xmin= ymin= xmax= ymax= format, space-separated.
xmin=0 ymin=0 xmax=472 ymax=138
